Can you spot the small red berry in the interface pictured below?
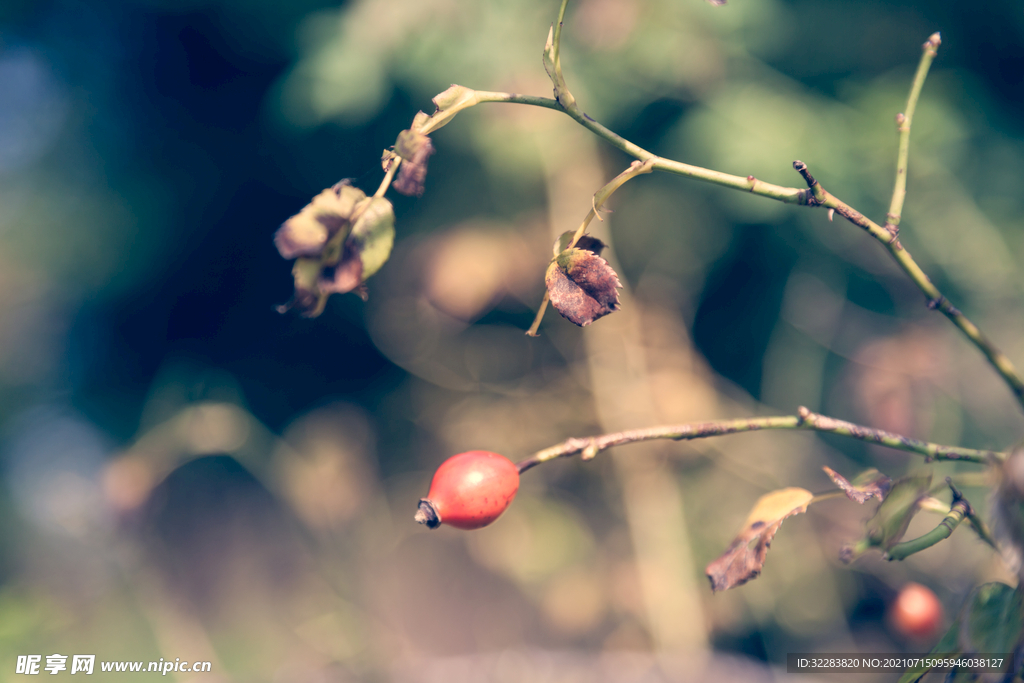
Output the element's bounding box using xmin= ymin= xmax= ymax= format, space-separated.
xmin=414 ymin=451 xmax=520 ymax=530
xmin=889 ymin=582 xmax=944 ymax=641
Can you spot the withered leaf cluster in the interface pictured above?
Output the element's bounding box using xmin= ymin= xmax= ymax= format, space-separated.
xmin=275 ymin=181 xmax=395 ymax=317
xmin=706 ymin=466 xmax=934 ymax=591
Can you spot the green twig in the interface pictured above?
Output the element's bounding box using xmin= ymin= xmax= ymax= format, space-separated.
xmin=885 ymin=33 xmax=941 ymax=235
xmin=919 ymin=490 xmax=998 ymax=551
xmin=886 ymin=503 xmax=966 ymax=560
xmin=439 ymin=34 xmax=1024 ymax=408
xmin=543 ymin=0 xmax=577 ymax=112
xmin=793 ymin=161 xmax=1024 ymax=410
xmin=515 ymin=407 xmax=1000 ymax=473
xmin=472 ymin=91 xmax=806 ymax=203
xmin=886 ymin=477 xmax=971 ymax=560
xmin=552 ymin=0 xmax=569 ymax=67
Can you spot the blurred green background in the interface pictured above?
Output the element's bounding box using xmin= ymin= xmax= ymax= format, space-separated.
xmin=1 ymin=0 xmax=1023 ymax=680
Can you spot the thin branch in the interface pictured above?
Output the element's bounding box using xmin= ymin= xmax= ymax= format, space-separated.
xmin=465 ymin=44 xmax=1023 ymax=406
xmin=525 ymin=292 xmax=550 ymax=337
xmin=374 ymin=153 xmax=401 ymax=199
xmin=515 ymin=407 xmax=1000 ymax=473
xmin=472 ymin=91 xmax=807 ymax=204
xmin=793 ymin=160 xmax=1024 ymax=410
xmin=919 ymin=482 xmax=998 ymax=550
xmin=885 ymin=33 xmax=941 ymax=236
xmin=886 ymin=501 xmax=967 ymax=560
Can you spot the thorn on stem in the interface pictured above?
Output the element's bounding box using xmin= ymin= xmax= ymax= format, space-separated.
xmin=827 ymin=208 xmax=835 ymax=222
xmin=797 ymin=406 xmax=812 ymax=423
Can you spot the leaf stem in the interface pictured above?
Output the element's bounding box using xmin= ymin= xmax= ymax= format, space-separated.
xmin=525 ymin=291 xmax=550 ymax=337
xmin=885 ymin=33 xmax=941 ymax=234
xmin=515 ymin=407 xmax=1000 ymax=473
xmin=374 ymin=154 xmax=401 ymax=199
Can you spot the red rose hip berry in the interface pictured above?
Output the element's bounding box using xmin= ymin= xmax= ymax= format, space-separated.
xmin=889 ymin=582 xmax=944 ymax=640
xmin=414 ymin=451 xmax=519 ymax=530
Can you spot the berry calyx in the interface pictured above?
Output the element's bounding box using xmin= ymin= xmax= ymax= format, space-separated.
xmin=889 ymin=582 xmax=944 ymax=640
xmin=414 ymin=450 xmax=520 ymax=530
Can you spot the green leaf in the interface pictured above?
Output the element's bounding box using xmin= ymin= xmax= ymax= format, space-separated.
xmin=868 ymin=473 xmax=931 ymax=549
xmin=545 ymin=248 xmax=621 ymax=326
xmin=841 ymin=473 xmax=931 ymax=563
xmin=705 ymin=487 xmax=814 ymax=592
xmin=897 ymin=583 xmax=1023 ymax=683
xmin=992 ymin=444 xmax=1024 ymax=579
xmin=961 ymin=582 xmax=1024 ymax=657
xmin=350 ymin=197 xmax=395 ymax=279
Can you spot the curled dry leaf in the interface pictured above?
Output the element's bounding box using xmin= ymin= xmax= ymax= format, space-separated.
xmin=705 ymin=487 xmax=814 ymax=592
xmin=276 ymin=187 xmax=395 ymax=317
xmin=393 ymin=129 xmax=435 ymax=197
xmin=425 ymin=85 xmax=481 ymax=132
xmin=545 ymin=247 xmax=621 ymax=326
xmin=824 ymin=466 xmax=892 ymax=504
xmin=275 ymin=181 xmax=365 ymax=259
xmin=320 ymin=197 xmax=395 ymax=295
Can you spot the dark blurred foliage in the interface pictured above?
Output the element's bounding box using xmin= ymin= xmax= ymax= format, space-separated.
xmin=1 ymin=0 xmax=1023 ymax=680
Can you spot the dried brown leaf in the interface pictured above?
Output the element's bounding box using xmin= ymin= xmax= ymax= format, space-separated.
xmin=706 ymin=487 xmax=813 ymax=592
xmin=274 ymin=182 xmax=365 ymax=259
xmin=393 ymin=130 xmax=435 ymax=197
xmin=318 ymin=197 xmax=395 ymax=298
xmin=545 ymin=248 xmax=621 ymax=326
xmin=824 ymin=466 xmax=892 ymax=504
